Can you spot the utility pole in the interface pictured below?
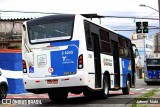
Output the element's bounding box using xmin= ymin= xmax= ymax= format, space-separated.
xmin=157 ymin=0 xmax=160 ymax=56
xmin=159 ymin=0 xmax=160 ymax=29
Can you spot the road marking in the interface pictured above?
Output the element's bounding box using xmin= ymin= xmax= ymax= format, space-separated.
xmin=146 ymin=88 xmax=153 ymax=91
xmin=12 ymin=97 xmax=23 ymax=98
xmin=135 ymin=88 xmax=144 ymax=91
xmin=0 ymin=104 xmax=17 ymax=107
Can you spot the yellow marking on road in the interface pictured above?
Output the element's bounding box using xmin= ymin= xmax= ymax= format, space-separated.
xmin=0 ymin=104 xmax=17 ymax=107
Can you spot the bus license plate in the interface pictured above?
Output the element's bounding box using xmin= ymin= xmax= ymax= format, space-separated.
xmin=47 ymin=79 xmax=58 ymax=84
xmin=153 ymin=76 xmax=157 ymax=79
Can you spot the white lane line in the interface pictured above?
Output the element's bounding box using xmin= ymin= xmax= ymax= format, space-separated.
xmin=135 ymin=88 xmax=144 ymax=91
xmin=141 ymin=92 xmax=147 ymax=93
xmin=146 ymin=88 xmax=153 ymax=91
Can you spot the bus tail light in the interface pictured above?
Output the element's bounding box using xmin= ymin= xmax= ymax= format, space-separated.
xmin=22 ymin=60 xmax=27 ymax=73
xmin=78 ymin=54 xmax=83 ymax=69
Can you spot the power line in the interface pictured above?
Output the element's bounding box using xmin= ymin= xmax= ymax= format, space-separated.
xmin=102 ymin=16 xmax=159 ymax=20
xmin=0 ymin=10 xmax=62 ymax=14
xmin=114 ymin=27 xmax=160 ymax=31
xmin=105 ymin=12 xmax=159 ymax=29
xmin=0 ymin=11 xmax=159 ymax=20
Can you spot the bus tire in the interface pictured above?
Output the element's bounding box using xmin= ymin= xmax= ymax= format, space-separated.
xmin=83 ymin=88 xmax=94 ymax=97
xmin=48 ymin=89 xmax=68 ymax=102
xmin=146 ymin=82 xmax=151 ymax=85
xmin=122 ymin=77 xmax=130 ymax=95
xmin=98 ymin=75 xmax=109 ymax=99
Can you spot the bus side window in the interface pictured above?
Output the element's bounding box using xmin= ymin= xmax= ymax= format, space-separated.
xmin=118 ymin=37 xmax=125 ymax=57
xmin=100 ymin=29 xmax=111 ymax=54
xmin=84 ymin=21 xmax=92 ymax=51
xmin=124 ymin=40 xmax=130 ymax=59
xmin=119 ymin=48 xmax=124 ymax=57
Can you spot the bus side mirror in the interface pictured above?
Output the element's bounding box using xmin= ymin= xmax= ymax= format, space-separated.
xmin=134 ymin=49 xmax=139 ymax=58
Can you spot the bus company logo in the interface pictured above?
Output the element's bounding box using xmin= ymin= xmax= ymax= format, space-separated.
xmin=103 ymin=58 xmax=112 ymax=66
xmin=62 ymin=56 xmax=67 ymax=61
xmin=48 ymin=67 xmax=54 ymax=73
xmin=88 ymin=54 xmax=92 ymax=58
xmin=37 ymin=54 xmax=47 ymax=65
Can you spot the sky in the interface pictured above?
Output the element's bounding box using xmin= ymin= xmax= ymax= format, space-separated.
xmin=0 ymin=0 xmax=159 ymax=38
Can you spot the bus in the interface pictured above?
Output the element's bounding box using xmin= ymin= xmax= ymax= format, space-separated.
xmin=22 ymin=14 xmax=139 ymax=101
xmin=144 ymin=56 xmax=160 ymax=85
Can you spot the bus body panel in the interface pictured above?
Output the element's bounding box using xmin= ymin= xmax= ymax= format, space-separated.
xmin=120 ymin=58 xmax=132 ymax=88
xmin=147 ymin=70 xmax=160 ymax=79
xmin=100 ymin=54 xmax=114 ymax=88
xmin=27 ymin=41 xmax=79 ymax=78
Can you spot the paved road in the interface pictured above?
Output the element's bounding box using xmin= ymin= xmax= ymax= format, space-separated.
xmin=1 ymin=79 xmax=160 ymax=107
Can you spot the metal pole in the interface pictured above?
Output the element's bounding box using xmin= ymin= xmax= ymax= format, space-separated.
xmin=144 ymin=34 xmax=147 ymax=79
xmin=144 ymin=34 xmax=145 ymax=62
xmin=158 ymin=0 xmax=160 ymax=56
xmin=159 ymin=0 xmax=160 ymax=29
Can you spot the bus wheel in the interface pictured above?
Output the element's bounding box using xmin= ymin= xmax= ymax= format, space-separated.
xmin=146 ymin=82 xmax=151 ymax=85
xmin=122 ymin=77 xmax=130 ymax=95
xmin=48 ymin=89 xmax=68 ymax=102
xmin=83 ymin=88 xmax=94 ymax=97
xmin=98 ymin=75 xmax=109 ymax=99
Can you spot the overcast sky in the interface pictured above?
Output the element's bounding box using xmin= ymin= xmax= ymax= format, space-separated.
xmin=0 ymin=0 xmax=159 ymax=38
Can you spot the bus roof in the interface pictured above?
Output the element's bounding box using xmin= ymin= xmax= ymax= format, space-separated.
xmin=79 ymin=14 xmax=130 ymax=41
xmin=26 ymin=14 xmax=130 ymax=41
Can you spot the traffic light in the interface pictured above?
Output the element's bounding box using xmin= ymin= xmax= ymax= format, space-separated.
xmin=136 ymin=22 xmax=142 ymax=33
xmin=143 ymin=22 xmax=148 ymax=33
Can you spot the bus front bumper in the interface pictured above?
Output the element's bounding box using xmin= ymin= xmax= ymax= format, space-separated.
xmin=144 ymin=77 xmax=160 ymax=82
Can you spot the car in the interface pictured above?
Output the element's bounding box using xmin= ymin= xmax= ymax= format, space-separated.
xmin=0 ymin=68 xmax=8 ymax=100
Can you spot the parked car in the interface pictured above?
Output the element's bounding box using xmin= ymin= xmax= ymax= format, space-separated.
xmin=0 ymin=68 xmax=8 ymax=99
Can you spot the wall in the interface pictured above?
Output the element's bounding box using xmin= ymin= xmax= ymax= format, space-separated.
xmin=0 ymin=51 xmax=27 ymax=94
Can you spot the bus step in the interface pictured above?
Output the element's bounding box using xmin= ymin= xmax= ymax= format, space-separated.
xmin=114 ymin=86 xmax=119 ymax=89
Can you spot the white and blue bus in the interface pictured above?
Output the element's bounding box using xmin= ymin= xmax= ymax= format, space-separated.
xmin=144 ymin=57 xmax=160 ymax=85
xmin=22 ymin=14 xmax=138 ymax=101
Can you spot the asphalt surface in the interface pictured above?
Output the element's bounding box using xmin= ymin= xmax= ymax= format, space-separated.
xmin=1 ymin=79 xmax=160 ymax=107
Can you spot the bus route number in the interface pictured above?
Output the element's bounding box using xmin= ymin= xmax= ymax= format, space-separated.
xmin=62 ymin=51 xmax=73 ymax=55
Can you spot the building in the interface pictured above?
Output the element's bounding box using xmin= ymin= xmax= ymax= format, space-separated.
xmin=0 ymin=18 xmax=31 ymax=49
xmin=131 ymin=32 xmax=153 ymax=79
xmin=153 ymin=33 xmax=160 ymax=53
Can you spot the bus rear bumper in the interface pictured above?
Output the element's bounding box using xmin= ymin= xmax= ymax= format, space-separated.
xmin=23 ymin=71 xmax=87 ymax=90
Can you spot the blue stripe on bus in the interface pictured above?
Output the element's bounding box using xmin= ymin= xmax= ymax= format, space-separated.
xmin=148 ymin=70 xmax=160 ymax=79
xmin=121 ymin=58 xmax=131 ymax=88
xmin=50 ymin=40 xmax=79 ymax=47
xmin=50 ymin=40 xmax=79 ymax=76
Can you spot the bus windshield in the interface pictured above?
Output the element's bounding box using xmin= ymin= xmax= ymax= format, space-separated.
xmin=146 ymin=59 xmax=160 ymax=66
xmin=146 ymin=59 xmax=160 ymax=70
xmin=28 ymin=21 xmax=73 ymax=43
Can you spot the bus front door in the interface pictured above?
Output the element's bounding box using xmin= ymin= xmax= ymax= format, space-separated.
xmin=92 ymin=33 xmax=102 ymax=88
xmin=111 ymin=40 xmax=120 ymax=88
xmin=130 ymin=46 xmax=136 ymax=87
